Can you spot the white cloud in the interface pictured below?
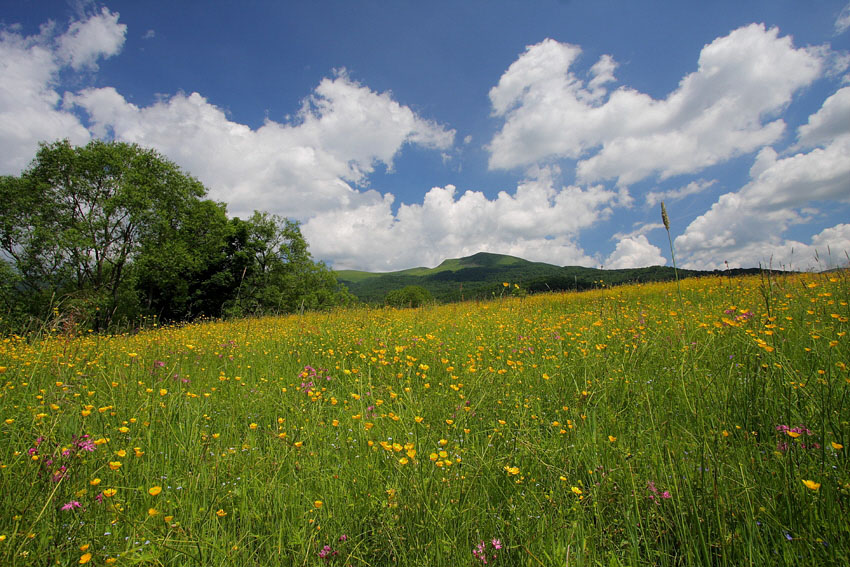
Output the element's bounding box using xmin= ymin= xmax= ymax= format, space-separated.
xmin=488 ymin=25 xmax=824 ymax=186
xmin=836 ymin=2 xmax=850 ymax=34
xmin=56 ymin=7 xmax=126 ymax=70
xmin=67 ymin=72 xmax=456 ymax=218
xmin=675 ymin=91 xmax=850 ymax=270
xmin=605 ymin=235 xmax=666 ymax=269
xmin=302 ymin=170 xmax=615 ymax=270
xmin=645 ymin=179 xmax=717 ymax=207
xmin=0 ymin=24 xmax=91 ymax=173
xmin=796 ymin=86 xmax=850 ymax=148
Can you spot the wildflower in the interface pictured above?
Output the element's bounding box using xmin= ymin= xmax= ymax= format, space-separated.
xmin=571 ymin=486 xmax=583 ymax=495
xmin=216 ymin=509 xmax=227 ymax=517
xmin=108 ymin=461 xmax=122 ymax=470
xmin=148 ymin=486 xmax=162 ymax=496
xmin=79 ymin=552 xmax=92 ymax=564
xmin=802 ymin=479 xmax=821 ymax=491
xmin=61 ymin=501 xmax=82 ymax=511
xmin=492 ymin=538 xmax=502 ymax=549
xmin=832 ymin=442 xmax=843 ymax=450
xmin=102 ymin=489 xmax=116 ymax=498
xmin=90 ymin=478 xmax=101 ymax=486
xmin=608 ymin=435 xmax=617 ymax=443
xmin=314 ymin=500 xmax=323 ymax=509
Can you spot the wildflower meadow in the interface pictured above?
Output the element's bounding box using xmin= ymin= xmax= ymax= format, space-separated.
xmin=1 ymin=271 xmax=848 ymax=566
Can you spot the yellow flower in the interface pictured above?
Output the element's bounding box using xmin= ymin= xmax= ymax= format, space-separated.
xmin=115 ymin=449 xmax=126 ymax=457
xmin=831 ymin=442 xmax=844 ymax=450
xmin=249 ymin=423 xmax=258 ymax=430
xmin=802 ymin=479 xmax=821 ymax=491
xmin=571 ymin=486 xmax=583 ymax=495
xmin=216 ymin=509 xmax=227 ymax=517
xmin=313 ymin=500 xmax=323 ymax=509
xmin=608 ymin=435 xmax=617 ymax=443
xmin=103 ymin=488 xmax=117 ymax=498
xmin=159 ymin=388 xmax=167 ymax=396
xmin=148 ymin=486 xmax=162 ymax=496
xmin=79 ymin=552 xmax=92 ymax=564
xmin=108 ymin=461 xmax=122 ymax=470
xmin=148 ymin=508 xmax=158 ymax=516
xmin=786 ymin=430 xmax=801 ymax=438
xmin=90 ymin=478 xmax=101 ymax=486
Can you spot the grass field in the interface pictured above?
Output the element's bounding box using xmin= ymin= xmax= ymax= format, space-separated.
xmin=1 ymin=271 xmax=848 ymax=566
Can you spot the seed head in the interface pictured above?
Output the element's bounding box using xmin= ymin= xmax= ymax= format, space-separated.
xmin=660 ymin=202 xmax=670 ymax=231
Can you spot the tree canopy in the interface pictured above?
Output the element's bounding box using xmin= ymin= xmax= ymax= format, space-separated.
xmin=0 ymin=139 xmax=353 ymax=332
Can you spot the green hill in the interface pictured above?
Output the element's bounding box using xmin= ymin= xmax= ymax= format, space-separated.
xmin=334 ymin=252 xmax=769 ymax=304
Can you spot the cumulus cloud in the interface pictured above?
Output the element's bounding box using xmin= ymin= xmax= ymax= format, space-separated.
xmin=488 ymin=25 xmax=824 ymax=186
xmin=675 ymin=91 xmax=850 ymax=270
xmin=0 ymin=24 xmax=90 ymax=173
xmin=56 ymin=7 xmax=126 ymax=70
xmin=796 ymin=86 xmax=850 ymax=148
xmin=302 ymin=169 xmax=616 ymax=270
xmin=605 ymin=235 xmax=666 ymax=269
xmin=67 ymin=72 xmax=455 ymax=218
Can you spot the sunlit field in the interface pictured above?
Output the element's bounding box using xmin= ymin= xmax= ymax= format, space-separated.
xmin=1 ymin=272 xmax=848 ymax=566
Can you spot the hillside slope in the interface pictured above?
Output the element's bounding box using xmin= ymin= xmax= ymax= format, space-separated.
xmin=334 ymin=252 xmax=766 ymax=304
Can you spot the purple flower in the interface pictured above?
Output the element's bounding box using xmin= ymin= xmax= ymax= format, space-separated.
xmin=61 ymin=500 xmax=82 ymax=511
xmin=318 ymin=544 xmax=338 ymax=560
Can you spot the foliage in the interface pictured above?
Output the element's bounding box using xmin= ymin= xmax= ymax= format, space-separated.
xmin=385 ymin=285 xmax=432 ymax=308
xmin=0 ymin=272 xmax=847 ymax=565
xmin=0 ymin=140 xmax=352 ymax=332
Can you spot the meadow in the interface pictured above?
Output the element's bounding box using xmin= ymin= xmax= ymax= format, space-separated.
xmin=0 ymin=271 xmax=848 ymax=566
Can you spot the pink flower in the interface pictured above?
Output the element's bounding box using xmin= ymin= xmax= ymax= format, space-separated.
xmin=61 ymin=500 xmax=82 ymax=511
xmin=492 ymin=538 xmax=502 ymax=550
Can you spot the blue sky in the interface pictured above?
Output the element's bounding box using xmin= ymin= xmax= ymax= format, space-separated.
xmin=2 ymin=1 xmax=850 ymax=271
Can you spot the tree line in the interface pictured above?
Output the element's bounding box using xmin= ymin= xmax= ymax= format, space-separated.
xmin=0 ymin=139 xmax=354 ymax=333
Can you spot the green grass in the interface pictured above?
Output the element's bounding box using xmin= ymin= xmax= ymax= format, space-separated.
xmin=0 ymin=272 xmax=848 ymax=566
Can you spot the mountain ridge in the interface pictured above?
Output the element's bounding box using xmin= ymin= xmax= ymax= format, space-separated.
xmin=334 ymin=252 xmax=768 ymax=304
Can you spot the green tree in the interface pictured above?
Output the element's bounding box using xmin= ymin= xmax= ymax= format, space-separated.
xmin=1 ymin=139 xmax=355 ymax=331
xmin=385 ymin=285 xmax=433 ymax=308
xmin=222 ymin=212 xmax=355 ymax=317
xmin=0 ymin=139 xmax=208 ymax=328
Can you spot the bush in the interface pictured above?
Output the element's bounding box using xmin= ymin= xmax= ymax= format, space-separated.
xmin=385 ymin=285 xmax=432 ymax=308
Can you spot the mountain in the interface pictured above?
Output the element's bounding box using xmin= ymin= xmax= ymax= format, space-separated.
xmin=333 ymin=252 xmax=768 ymax=304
